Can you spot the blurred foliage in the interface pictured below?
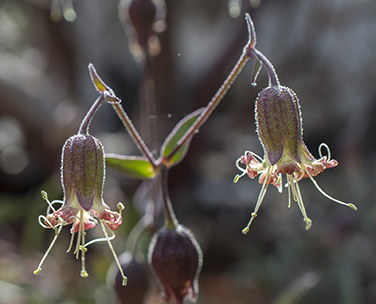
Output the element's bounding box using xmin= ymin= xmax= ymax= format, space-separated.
xmin=1 ymin=0 xmax=376 ymax=303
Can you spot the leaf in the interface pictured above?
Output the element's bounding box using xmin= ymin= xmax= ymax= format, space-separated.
xmin=88 ymin=64 xmax=121 ymax=104
xmin=88 ymin=63 xmax=110 ymax=93
xmin=160 ymin=108 xmax=203 ymax=167
xmin=105 ymin=154 xmax=157 ymax=179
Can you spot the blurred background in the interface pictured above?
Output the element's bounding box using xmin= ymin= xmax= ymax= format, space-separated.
xmin=1 ymin=0 xmax=376 ymax=303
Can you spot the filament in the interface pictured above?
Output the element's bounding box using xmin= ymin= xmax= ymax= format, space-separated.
xmin=33 ymin=222 xmax=63 ymax=275
xmin=84 ymin=228 xmax=116 ymax=247
xmin=318 ymin=143 xmax=331 ymax=160
xmin=100 ymin=220 xmax=127 ymax=286
xmin=302 ymin=164 xmax=357 ymax=211
xmin=242 ymin=166 xmax=272 ymax=234
xmin=291 ymin=174 xmax=312 ymax=230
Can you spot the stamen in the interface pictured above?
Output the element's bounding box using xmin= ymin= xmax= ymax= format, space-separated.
xmin=80 ymin=215 xmax=89 ymax=278
xmin=302 ymin=165 xmax=357 ymax=211
xmin=66 ymin=230 xmax=76 ymax=253
xmin=235 ymin=157 xmax=247 ymax=173
xmin=38 ymin=215 xmax=57 ymax=230
xmin=117 ymin=202 xmax=125 ymax=213
xmin=100 ymin=220 xmax=127 ymax=286
xmin=115 ymin=202 xmax=125 ymax=225
xmin=74 ymin=210 xmax=83 ymax=258
xmin=286 ymin=179 xmax=292 ymax=208
xmin=234 ymin=158 xmax=248 ymax=183
xmin=318 ymin=143 xmax=331 ymax=160
xmin=242 ymin=166 xmax=272 ymax=235
xmin=276 ymin=174 xmax=283 ymax=193
xmin=84 ymin=228 xmax=116 ymax=247
xmin=233 ymin=173 xmax=245 ymax=183
xmin=71 ymin=209 xmax=89 ymax=278
xmin=293 ymin=174 xmax=312 ymax=230
xmin=287 ymin=175 xmax=298 ymax=202
xmin=34 ymin=222 xmax=63 ymax=275
xmin=287 ymin=174 xmax=312 ymax=230
xmin=41 ymin=190 xmax=61 ymax=214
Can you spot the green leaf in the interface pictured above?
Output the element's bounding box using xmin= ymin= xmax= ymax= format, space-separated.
xmin=105 ymin=154 xmax=156 ymax=179
xmin=88 ymin=63 xmax=110 ymax=93
xmin=161 ymin=108 xmax=203 ymax=167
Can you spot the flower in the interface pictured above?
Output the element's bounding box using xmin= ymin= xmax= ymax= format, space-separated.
xmin=148 ymin=224 xmax=203 ymax=304
xmin=34 ymin=134 xmax=127 ymax=285
xmin=234 ymin=85 xmax=357 ymax=233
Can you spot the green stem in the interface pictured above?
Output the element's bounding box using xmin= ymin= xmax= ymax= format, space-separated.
xmin=165 ymin=47 xmax=250 ymax=162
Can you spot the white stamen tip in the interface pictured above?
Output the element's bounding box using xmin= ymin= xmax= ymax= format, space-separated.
xmin=117 ymin=202 xmax=125 ymax=211
xmin=122 ymin=276 xmax=128 ymax=286
xmin=80 ymin=270 xmax=89 ymax=278
xmin=41 ymin=190 xmax=48 ymax=201
xmin=33 ymin=268 xmax=41 ymax=275
xmin=304 ymin=218 xmax=312 ymax=231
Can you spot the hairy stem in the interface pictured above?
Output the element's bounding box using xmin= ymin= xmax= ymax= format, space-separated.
xmin=78 ymin=94 xmax=105 ymax=135
xmin=160 ymin=166 xmax=178 ymax=229
xmin=165 ymin=47 xmax=250 ymax=161
xmin=111 ymin=103 xmax=157 ymax=167
xmin=249 ymin=48 xmax=280 ymax=87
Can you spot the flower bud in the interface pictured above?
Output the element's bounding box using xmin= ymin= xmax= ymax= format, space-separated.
xmin=128 ymin=0 xmax=157 ymax=50
xmin=61 ymin=134 xmax=105 ymax=212
xmin=119 ymin=0 xmax=166 ymax=60
xmin=255 ymin=85 xmax=302 ymax=171
xmin=148 ymin=225 xmax=203 ymax=304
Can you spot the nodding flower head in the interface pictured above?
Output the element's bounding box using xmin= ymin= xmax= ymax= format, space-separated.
xmin=34 ymin=133 xmax=127 ymax=285
xmin=148 ymin=224 xmax=203 ymax=304
xmin=46 ymin=134 xmax=123 ymax=234
xmin=234 ymin=85 xmax=357 ymax=233
xmin=34 ymin=67 xmax=127 ymax=284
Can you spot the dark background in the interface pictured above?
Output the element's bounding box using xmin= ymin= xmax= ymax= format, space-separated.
xmin=0 ymin=0 xmax=376 ymax=303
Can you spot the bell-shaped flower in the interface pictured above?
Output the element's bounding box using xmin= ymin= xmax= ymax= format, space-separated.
xmin=45 ymin=134 xmax=123 ymax=232
xmin=148 ymin=224 xmax=203 ymax=304
xmin=235 ymin=85 xmax=357 ymax=233
xmin=34 ymin=133 xmax=127 ymax=284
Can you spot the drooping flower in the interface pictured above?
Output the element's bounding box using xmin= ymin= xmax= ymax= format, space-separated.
xmin=34 ymin=94 xmax=127 ymax=285
xmin=234 ymin=85 xmax=357 ymax=233
xmin=148 ymin=224 xmax=203 ymax=304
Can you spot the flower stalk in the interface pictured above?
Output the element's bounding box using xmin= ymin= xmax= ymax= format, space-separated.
xmin=160 ymin=166 xmax=178 ymax=230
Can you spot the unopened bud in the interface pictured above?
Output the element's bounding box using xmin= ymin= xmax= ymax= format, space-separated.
xmin=148 ymin=225 xmax=203 ymax=304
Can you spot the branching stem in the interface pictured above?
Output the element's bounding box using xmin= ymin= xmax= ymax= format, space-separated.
xmin=112 ymin=103 xmax=157 ymax=167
